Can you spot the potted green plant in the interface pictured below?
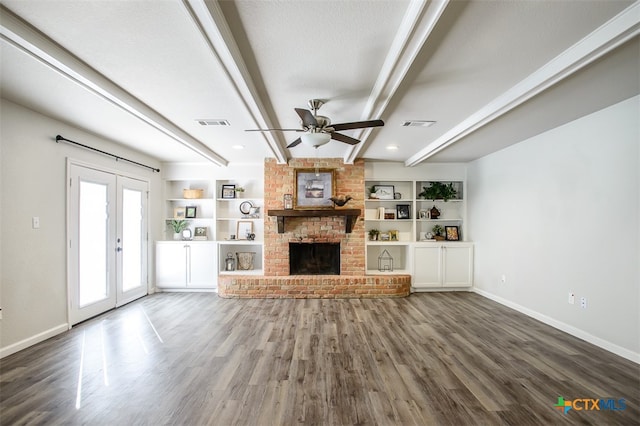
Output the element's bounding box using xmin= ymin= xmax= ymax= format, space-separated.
xmin=368 ymin=228 xmax=380 ymax=241
xmin=418 ymin=182 xmax=457 ymax=201
xmin=368 ymin=185 xmax=378 ymax=199
xmin=170 ymin=219 xmax=188 ymax=240
xmin=432 ymin=224 xmax=445 ymax=241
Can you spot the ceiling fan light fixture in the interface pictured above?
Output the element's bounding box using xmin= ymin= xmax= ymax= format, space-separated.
xmin=301 ymin=132 xmax=331 ymax=148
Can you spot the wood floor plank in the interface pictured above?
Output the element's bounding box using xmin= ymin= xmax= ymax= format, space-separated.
xmin=1 ymin=292 xmax=638 ymax=425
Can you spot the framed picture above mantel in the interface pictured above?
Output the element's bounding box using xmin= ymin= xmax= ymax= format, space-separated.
xmin=294 ymin=169 xmax=335 ymax=209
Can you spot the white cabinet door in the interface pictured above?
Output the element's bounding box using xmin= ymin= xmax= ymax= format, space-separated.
xmin=156 ymin=242 xmax=217 ymax=289
xmin=156 ymin=242 xmax=187 ymax=288
xmin=413 ymin=246 xmax=442 ymax=288
xmin=413 ymin=243 xmax=473 ymax=289
xmin=442 ymin=245 xmax=473 ymax=288
xmin=187 ymin=243 xmax=217 ymax=288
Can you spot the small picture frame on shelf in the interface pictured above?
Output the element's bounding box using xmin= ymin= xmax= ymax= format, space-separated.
xmin=236 ymin=221 xmax=253 ymax=240
xmin=221 ymin=184 xmax=236 ymax=199
xmin=445 ymin=226 xmax=460 ymax=241
xmin=389 ymin=230 xmax=399 ymax=241
xmin=419 ymin=209 xmax=430 ymax=219
xmin=194 ymin=226 xmax=208 ymax=240
xmin=396 ymin=204 xmax=411 ymax=219
xmin=173 ymin=207 xmax=186 ymax=219
xmin=185 ymin=206 xmax=197 ymax=218
xmin=373 ymin=185 xmax=394 ymax=200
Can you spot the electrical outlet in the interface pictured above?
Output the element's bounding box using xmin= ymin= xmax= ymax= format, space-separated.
xmin=501 ymin=274 xmax=506 ymax=284
xmin=32 ymin=216 xmax=40 ymax=229
xmin=568 ymin=292 xmax=575 ymax=304
xmin=580 ymin=297 xmax=587 ymax=309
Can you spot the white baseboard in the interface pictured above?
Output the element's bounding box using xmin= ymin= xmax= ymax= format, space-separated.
xmin=411 ymin=287 xmax=473 ymax=292
xmin=0 ymin=323 xmax=69 ymax=359
xmin=472 ymin=288 xmax=639 ymax=364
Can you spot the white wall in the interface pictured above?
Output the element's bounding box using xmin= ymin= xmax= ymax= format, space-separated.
xmin=0 ymin=99 xmax=163 ymax=357
xmin=365 ymin=161 xmax=466 ymax=182
xmin=467 ymin=96 xmax=639 ymax=361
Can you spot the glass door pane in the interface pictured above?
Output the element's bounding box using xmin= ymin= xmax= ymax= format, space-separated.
xmin=122 ymin=188 xmax=142 ymax=292
xmin=78 ymin=181 xmax=110 ymax=306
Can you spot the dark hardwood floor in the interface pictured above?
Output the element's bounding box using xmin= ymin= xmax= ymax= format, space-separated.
xmin=1 ymin=292 xmax=638 ymax=425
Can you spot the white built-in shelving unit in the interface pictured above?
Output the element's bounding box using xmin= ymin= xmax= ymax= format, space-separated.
xmin=215 ymin=178 xmax=264 ymax=276
xmin=362 ymin=162 xmax=473 ymax=289
xmin=155 ymin=164 xmax=265 ymax=289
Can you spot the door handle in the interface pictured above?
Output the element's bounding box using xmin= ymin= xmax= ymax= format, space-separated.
xmin=116 ymin=246 xmax=122 ymax=252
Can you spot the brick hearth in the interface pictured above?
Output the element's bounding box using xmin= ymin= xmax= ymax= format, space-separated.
xmin=218 ymin=275 xmax=411 ymax=299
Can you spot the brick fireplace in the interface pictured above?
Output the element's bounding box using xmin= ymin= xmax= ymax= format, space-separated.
xmin=217 ymin=158 xmax=410 ymax=298
xmin=264 ymin=158 xmax=365 ymax=275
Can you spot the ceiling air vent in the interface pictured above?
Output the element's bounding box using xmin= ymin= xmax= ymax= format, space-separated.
xmin=402 ymin=120 xmax=435 ymax=127
xmin=196 ymin=119 xmax=230 ymax=126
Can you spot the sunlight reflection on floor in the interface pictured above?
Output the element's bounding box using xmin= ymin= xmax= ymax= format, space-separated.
xmin=74 ymin=306 xmax=164 ymax=410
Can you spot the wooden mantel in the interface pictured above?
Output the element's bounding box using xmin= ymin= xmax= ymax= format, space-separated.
xmin=267 ymin=209 xmax=361 ymax=234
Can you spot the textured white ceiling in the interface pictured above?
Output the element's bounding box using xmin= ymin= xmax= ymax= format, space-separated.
xmin=1 ymin=0 xmax=638 ymax=166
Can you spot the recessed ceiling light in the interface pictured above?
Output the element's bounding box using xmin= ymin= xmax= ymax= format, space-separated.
xmin=402 ymin=120 xmax=436 ymax=127
xmin=196 ymin=119 xmax=230 ymax=126
xmin=232 ymin=145 xmax=245 ymax=150
xmin=386 ymin=145 xmax=399 ymax=151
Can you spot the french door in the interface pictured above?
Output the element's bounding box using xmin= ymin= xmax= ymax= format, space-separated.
xmin=68 ymin=163 xmax=148 ymax=325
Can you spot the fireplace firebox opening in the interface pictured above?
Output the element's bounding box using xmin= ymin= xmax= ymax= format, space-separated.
xmin=289 ymin=242 xmax=340 ymax=275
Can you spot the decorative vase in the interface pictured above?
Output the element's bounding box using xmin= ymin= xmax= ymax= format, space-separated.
xmin=284 ymin=194 xmax=293 ymax=209
xmin=173 ymin=232 xmax=181 ymax=241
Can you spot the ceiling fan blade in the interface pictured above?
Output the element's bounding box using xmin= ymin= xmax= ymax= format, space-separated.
xmin=330 ymin=119 xmax=384 ymax=131
xmin=330 ymin=132 xmax=360 ymax=145
xmin=286 ymin=137 xmax=302 ymax=148
xmin=295 ymin=108 xmax=318 ymax=127
xmin=245 ymin=128 xmax=303 ymax=132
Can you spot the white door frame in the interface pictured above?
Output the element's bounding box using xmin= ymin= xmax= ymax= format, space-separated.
xmin=66 ymin=158 xmax=151 ymax=326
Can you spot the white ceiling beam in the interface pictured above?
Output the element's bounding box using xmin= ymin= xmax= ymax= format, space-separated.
xmin=0 ymin=5 xmax=228 ymax=167
xmin=344 ymin=0 xmax=449 ymax=164
xmin=405 ymin=0 xmax=640 ymax=167
xmin=184 ymin=0 xmax=289 ymax=164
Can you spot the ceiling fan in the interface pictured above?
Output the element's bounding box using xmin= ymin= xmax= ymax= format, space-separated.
xmin=246 ymin=99 xmax=384 ymax=148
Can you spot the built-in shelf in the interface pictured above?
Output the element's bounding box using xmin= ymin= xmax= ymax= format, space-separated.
xmin=267 ymin=209 xmax=361 ymax=234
